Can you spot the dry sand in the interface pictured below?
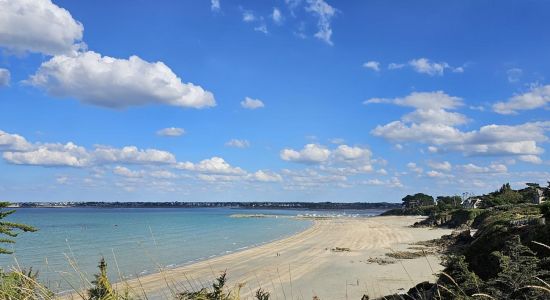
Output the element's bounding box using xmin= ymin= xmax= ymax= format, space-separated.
xmin=66 ymin=216 xmax=453 ymax=300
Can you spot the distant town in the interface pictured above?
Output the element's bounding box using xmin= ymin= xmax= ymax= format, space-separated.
xmin=10 ymin=201 xmax=401 ymax=210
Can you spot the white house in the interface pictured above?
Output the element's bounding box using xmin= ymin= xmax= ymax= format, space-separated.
xmin=463 ymin=197 xmax=482 ymax=209
xmin=533 ymin=188 xmax=546 ymax=204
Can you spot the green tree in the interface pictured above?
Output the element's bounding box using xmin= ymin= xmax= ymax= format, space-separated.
xmin=88 ymin=258 xmax=117 ymax=300
xmin=402 ymin=193 xmax=435 ymax=208
xmin=436 ymin=196 xmax=462 ymax=210
xmin=0 ymin=202 xmax=37 ymax=254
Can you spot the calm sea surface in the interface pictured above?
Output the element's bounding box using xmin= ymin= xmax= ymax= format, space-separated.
xmin=0 ymin=207 xmax=384 ymax=293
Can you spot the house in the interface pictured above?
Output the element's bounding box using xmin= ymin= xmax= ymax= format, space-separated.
xmin=533 ymin=188 xmax=546 ymax=204
xmin=463 ymin=197 xmax=482 ymax=209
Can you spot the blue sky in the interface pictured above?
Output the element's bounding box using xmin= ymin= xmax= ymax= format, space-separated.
xmin=1 ymin=0 xmax=549 ymax=202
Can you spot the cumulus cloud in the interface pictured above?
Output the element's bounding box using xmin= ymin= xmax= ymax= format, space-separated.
xmin=211 ymin=0 xmax=220 ymax=12
xmin=493 ymin=84 xmax=550 ymax=114
xmin=272 ymin=7 xmax=283 ymax=24
xmin=254 ymin=24 xmax=269 ymax=34
xmin=407 ymin=162 xmax=423 ymax=174
xmin=428 ymin=161 xmax=452 ymax=171
xmin=176 ymin=157 xmax=245 ymax=175
xmin=368 ymin=91 xmax=550 ymax=157
xmin=386 ymin=58 xmax=463 ymax=75
xmin=364 ymin=91 xmax=463 ymax=110
xmin=150 ymin=170 xmax=177 ymax=179
xmin=28 ymin=51 xmax=216 ymax=109
xmin=332 ymin=145 xmax=372 ymax=161
xmin=1 ymin=129 xmax=177 ymax=167
xmin=225 ymin=139 xmax=250 ymax=148
xmin=113 ymin=166 xmax=143 ymax=178
xmin=0 ymin=130 xmax=32 ymax=151
xmin=518 ymin=155 xmax=543 ymax=164
xmin=457 ymin=163 xmax=508 ymax=174
xmin=363 ymin=61 xmax=380 ymax=72
xmin=305 ymin=0 xmax=336 ymax=45
xmin=0 ymin=0 xmax=84 ymax=55
xmin=241 ymin=97 xmax=265 ymax=109
xmin=280 ymin=144 xmax=331 ymax=164
xmin=409 ymin=58 xmax=449 ymax=76
xmin=3 ymin=142 xmax=89 ymax=167
xmin=281 ymin=143 xmax=376 ymax=176
xmin=93 ymin=146 xmax=176 ymax=165
xmin=249 ymin=170 xmax=283 ymax=182
xmin=363 ymin=177 xmax=403 ymax=188
xmin=0 ymin=68 xmax=10 ymax=87
xmin=156 ymin=127 xmax=185 ymax=137
xmin=242 ymin=11 xmax=256 ymax=22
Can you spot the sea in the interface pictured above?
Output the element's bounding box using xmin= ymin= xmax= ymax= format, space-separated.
xmin=0 ymin=207 xmax=385 ymax=293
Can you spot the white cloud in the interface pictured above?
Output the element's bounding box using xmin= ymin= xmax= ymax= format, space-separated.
xmin=426 ymin=170 xmax=445 ymax=178
xmin=56 ymin=175 xmax=69 ymax=184
xmin=1 ymin=134 xmax=177 ymax=167
xmin=242 ymin=11 xmax=256 ymax=22
xmin=93 ymin=146 xmax=176 ymax=165
xmin=362 ymin=61 xmax=380 ymax=72
xmin=388 ymin=63 xmax=405 ymax=70
xmin=407 ymin=162 xmax=423 ymax=174
xmin=113 ymin=166 xmax=143 ymax=178
xmin=280 ymin=144 xmax=331 ymax=164
xmin=428 ymin=161 xmax=452 ymax=171
xmin=150 ymin=170 xmax=177 ymax=179
xmin=364 ymin=91 xmax=463 ymax=110
xmin=408 ymin=58 xmax=451 ymax=76
xmin=281 ymin=144 xmax=375 ymax=176
xmin=254 ymin=24 xmax=269 ymax=34
xmin=332 ymin=145 xmax=371 ymax=161
xmin=493 ymin=84 xmax=550 ymax=114
xmin=156 ymin=127 xmax=185 ymax=137
xmin=305 ymin=0 xmax=336 ymax=45
xmin=518 ymin=155 xmax=543 ymax=164
xmin=507 ymin=68 xmax=522 ymax=83
xmin=241 ymin=97 xmax=265 ymax=109
xmin=29 ymin=51 xmax=215 ymax=109
xmin=3 ymin=142 xmax=89 ymax=167
xmin=0 ymin=68 xmax=10 ymax=87
xmin=272 ymin=7 xmax=283 ymax=24
xmin=0 ymin=130 xmax=32 ymax=151
xmin=0 ymin=0 xmax=84 ymax=55
xmin=176 ymin=157 xmax=245 ymax=175
xmin=457 ymin=163 xmax=508 ymax=174
xmin=249 ymin=170 xmax=283 ymax=182
xmin=225 ymin=139 xmax=250 ymax=148
xmin=363 ymin=177 xmax=403 ymax=188
xmin=369 ymin=91 xmax=550 ymax=157
xmin=211 ymin=0 xmax=221 ymax=12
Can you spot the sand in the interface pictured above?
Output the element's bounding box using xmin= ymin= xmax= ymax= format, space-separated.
xmin=65 ymin=216 xmax=453 ymax=300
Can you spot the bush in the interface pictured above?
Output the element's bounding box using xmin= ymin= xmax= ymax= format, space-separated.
xmin=0 ymin=268 xmax=53 ymax=299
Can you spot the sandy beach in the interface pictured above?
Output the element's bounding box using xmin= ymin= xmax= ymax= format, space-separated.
xmin=66 ymin=216 xmax=453 ymax=300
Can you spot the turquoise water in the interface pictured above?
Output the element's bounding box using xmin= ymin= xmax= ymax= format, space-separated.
xmin=0 ymin=207 xmax=383 ymax=293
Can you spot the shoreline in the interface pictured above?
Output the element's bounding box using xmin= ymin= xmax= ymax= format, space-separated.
xmin=63 ymin=215 xmax=453 ymax=299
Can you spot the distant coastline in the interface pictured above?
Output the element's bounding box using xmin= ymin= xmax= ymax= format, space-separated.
xmin=10 ymin=201 xmax=400 ymax=210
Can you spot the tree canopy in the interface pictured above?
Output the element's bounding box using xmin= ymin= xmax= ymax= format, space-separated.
xmin=0 ymin=202 xmax=36 ymax=254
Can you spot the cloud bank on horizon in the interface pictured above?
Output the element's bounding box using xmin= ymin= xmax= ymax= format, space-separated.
xmin=0 ymin=0 xmax=549 ymax=202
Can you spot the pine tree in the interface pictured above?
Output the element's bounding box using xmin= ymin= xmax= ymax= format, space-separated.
xmin=0 ymin=202 xmax=36 ymax=254
xmin=88 ymin=258 xmax=117 ymax=300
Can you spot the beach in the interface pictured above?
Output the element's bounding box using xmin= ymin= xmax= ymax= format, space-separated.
xmin=65 ymin=215 xmax=453 ymax=299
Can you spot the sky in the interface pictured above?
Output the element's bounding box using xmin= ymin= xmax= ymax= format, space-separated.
xmin=1 ymin=0 xmax=550 ymax=203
